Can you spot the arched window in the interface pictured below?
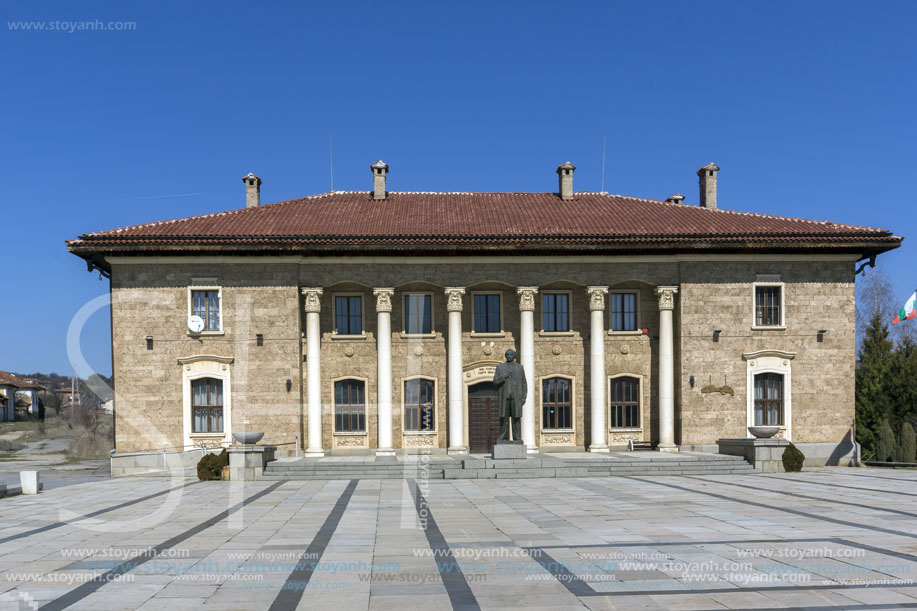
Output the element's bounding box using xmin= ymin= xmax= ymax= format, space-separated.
xmin=542 ymin=377 xmax=572 ymax=430
xmin=404 ymin=378 xmax=435 ymax=432
xmin=335 ymin=379 xmax=365 ymax=432
xmin=754 ymin=373 xmax=783 ymax=425
xmin=192 ymin=378 xmax=223 ymax=433
xmin=610 ymin=377 xmax=640 ymax=428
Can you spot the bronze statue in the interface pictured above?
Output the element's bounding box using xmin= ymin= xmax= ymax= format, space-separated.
xmin=493 ymin=349 xmax=526 ymax=442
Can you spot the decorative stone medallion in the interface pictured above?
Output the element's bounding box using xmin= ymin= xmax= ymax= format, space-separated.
xmin=552 ymin=345 xmax=561 ymax=355
xmin=620 ymin=344 xmax=629 ymax=355
xmin=413 ymin=346 xmax=423 ymax=357
xmin=344 ymin=346 xmax=355 ymax=358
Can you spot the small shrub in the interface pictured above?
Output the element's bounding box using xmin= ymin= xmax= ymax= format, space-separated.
xmin=196 ymin=449 xmax=230 ymax=480
xmin=197 ymin=452 xmax=223 ymax=480
xmin=897 ymin=423 xmax=916 ymax=463
xmin=877 ymin=419 xmax=897 ymax=462
xmin=782 ymin=442 xmax=805 ymax=472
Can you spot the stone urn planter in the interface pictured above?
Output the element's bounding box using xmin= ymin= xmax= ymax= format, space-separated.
xmin=747 ymin=426 xmax=780 ymax=439
xmin=232 ymin=432 xmax=265 ymax=445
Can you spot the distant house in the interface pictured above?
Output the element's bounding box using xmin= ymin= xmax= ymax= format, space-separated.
xmin=55 ymin=387 xmax=74 ymax=409
xmin=0 ymin=371 xmax=43 ymax=421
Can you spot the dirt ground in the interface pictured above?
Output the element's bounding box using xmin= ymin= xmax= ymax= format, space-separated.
xmin=0 ymin=412 xmax=111 ymax=490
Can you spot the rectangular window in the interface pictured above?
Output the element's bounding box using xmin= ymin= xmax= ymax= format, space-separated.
xmin=610 ymin=292 xmax=637 ymax=331
xmin=335 ymin=296 xmax=363 ymax=335
xmin=755 ymin=286 xmax=782 ymax=326
xmin=473 ymin=294 xmax=501 ymax=333
xmin=192 ymin=290 xmax=221 ymax=331
xmin=404 ymin=294 xmax=432 ymax=334
xmin=542 ymin=377 xmax=572 ymax=430
xmin=542 ymin=293 xmax=570 ymax=332
xmin=404 ymin=378 xmax=435 ymax=432
xmin=754 ymin=373 xmax=783 ymax=425
xmin=334 ymin=380 xmax=365 ymax=432
xmin=610 ymin=377 xmax=640 ymax=428
xmin=191 ymin=378 xmax=223 ymax=433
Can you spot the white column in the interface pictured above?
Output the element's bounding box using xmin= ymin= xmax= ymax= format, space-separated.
xmin=517 ymin=287 xmax=539 ymax=453
xmin=587 ymin=287 xmax=610 ymax=452
xmin=656 ymin=286 xmax=679 ymax=452
xmin=445 ymin=287 xmax=467 ymax=454
xmin=302 ymin=288 xmax=324 ymax=457
xmin=374 ymin=288 xmax=395 ymax=456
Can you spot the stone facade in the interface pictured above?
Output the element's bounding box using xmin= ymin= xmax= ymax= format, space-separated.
xmin=108 ymin=255 xmax=858 ymax=463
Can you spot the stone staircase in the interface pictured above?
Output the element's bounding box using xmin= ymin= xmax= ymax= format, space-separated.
xmin=260 ymin=451 xmax=755 ymax=480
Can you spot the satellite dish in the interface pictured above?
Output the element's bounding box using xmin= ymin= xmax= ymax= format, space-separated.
xmin=188 ymin=315 xmax=205 ymax=333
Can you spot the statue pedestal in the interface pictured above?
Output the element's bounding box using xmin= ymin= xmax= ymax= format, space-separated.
xmin=493 ymin=440 xmax=526 ymax=460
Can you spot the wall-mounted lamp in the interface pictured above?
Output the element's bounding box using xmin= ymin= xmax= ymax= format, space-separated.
xmin=286 ymin=379 xmax=292 ymax=392
xmin=145 ymin=336 xmax=153 ymax=350
xmin=256 ymin=333 xmax=264 ymax=346
xmin=689 ymin=375 xmax=695 ymax=388
xmin=713 ymin=330 xmax=722 ymax=343
xmin=817 ymin=329 xmax=828 ymax=343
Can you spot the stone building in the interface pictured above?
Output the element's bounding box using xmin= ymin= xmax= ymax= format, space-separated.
xmin=67 ymin=162 xmax=901 ymax=464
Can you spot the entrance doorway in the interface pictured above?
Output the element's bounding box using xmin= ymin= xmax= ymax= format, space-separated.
xmin=468 ymin=382 xmax=500 ymax=453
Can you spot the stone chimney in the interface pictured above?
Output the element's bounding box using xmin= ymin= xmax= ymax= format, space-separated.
xmin=665 ymin=193 xmax=685 ymax=204
xmin=371 ymin=160 xmax=389 ymax=201
xmin=242 ymin=173 xmax=261 ymax=208
xmin=557 ymin=161 xmax=575 ymax=200
xmin=697 ymin=162 xmax=720 ymax=209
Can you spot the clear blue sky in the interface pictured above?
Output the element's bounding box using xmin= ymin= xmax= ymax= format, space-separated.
xmin=2 ymin=1 xmax=915 ymax=377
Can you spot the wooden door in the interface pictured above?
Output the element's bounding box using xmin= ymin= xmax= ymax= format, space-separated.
xmin=468 ymin=382 xmax=500 ymax=454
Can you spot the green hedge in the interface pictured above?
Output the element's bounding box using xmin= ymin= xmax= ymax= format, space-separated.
xmin=196 ymin=448 xmax=229 ymax=480
xmin=782 ymin=442 xmax=805 ymax=472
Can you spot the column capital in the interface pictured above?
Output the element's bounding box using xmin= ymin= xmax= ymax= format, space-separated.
xmin=586 ymin=286 xmax=609 ymax=311
xmin=373 ymin=288 xmax=395 ymax=313
xmin=516 ymin=286 xmax=539 ymax=312
xmin=445 ymin=287 xmax=466 ymax=312
xmin=301 ymin=287 xmax=323 ymax=313
xmin=655 ymin=286 xmax=679 ymax=311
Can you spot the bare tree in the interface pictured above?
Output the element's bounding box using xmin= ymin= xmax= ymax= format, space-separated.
xmin=856 ymin=263 xmax=917 ymax=350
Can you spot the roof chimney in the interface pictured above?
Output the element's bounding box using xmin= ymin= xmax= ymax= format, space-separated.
xmin=371 ymin=160 xmax=389 ymax=201
xmin=697 ymin=162 xmax=719 ymax=210
xmin=665 ymin=193 xmax=685 ymax=205
xmin=242 ymin=173 xmax=261 ymax=208
xmin=557 ymin=161 xmax=575 ymax=200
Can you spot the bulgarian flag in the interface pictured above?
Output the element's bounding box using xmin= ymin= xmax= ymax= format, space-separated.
xmin=893 ymin=292 xmax=917 ymax=324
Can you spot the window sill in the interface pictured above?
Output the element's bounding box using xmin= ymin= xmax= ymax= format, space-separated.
xmin=607 ymin=330 xmax=643 ymax=336
xmin=541 ymin=428 xmax=575 ymax=434
xmin=751 ymin=325 xmax=786 ymax=331
xmin=332 ymin=431 xmax=367 ymax=436
xmin=609 ymin=427 xmax=643 ymax=432
xmin=330 ymin=334 xmax=368 ymax=341
xmin=190 ymin=433 xmax=226 ymax=438
xmin=403 ymin=430 xmax=437 ymax=435
xmin=188 ymin=331 xmax=224 ymax=338
xmin=539 ymin=331 xmax=574 ymax=337
xmin=400 ymin=333 xmax=437 ymax=339
xmin=471 ymin=332 xmax=506 ymax=338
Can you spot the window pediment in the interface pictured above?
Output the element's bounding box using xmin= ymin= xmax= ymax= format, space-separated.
xmin=177 ymin=355 xmax=234 ymax=366
xmin=742 ymin=350 xmax=795 ymax=361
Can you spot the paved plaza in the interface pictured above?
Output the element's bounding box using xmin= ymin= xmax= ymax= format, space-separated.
xmin=1 ymin=468 xmax=917 ymax=610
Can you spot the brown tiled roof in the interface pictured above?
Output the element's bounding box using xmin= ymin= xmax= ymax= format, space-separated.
xmin=0 ymin=371 xmax=40 ymax=389
xmin=67 ymin=191 xmax=901 ymax=260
